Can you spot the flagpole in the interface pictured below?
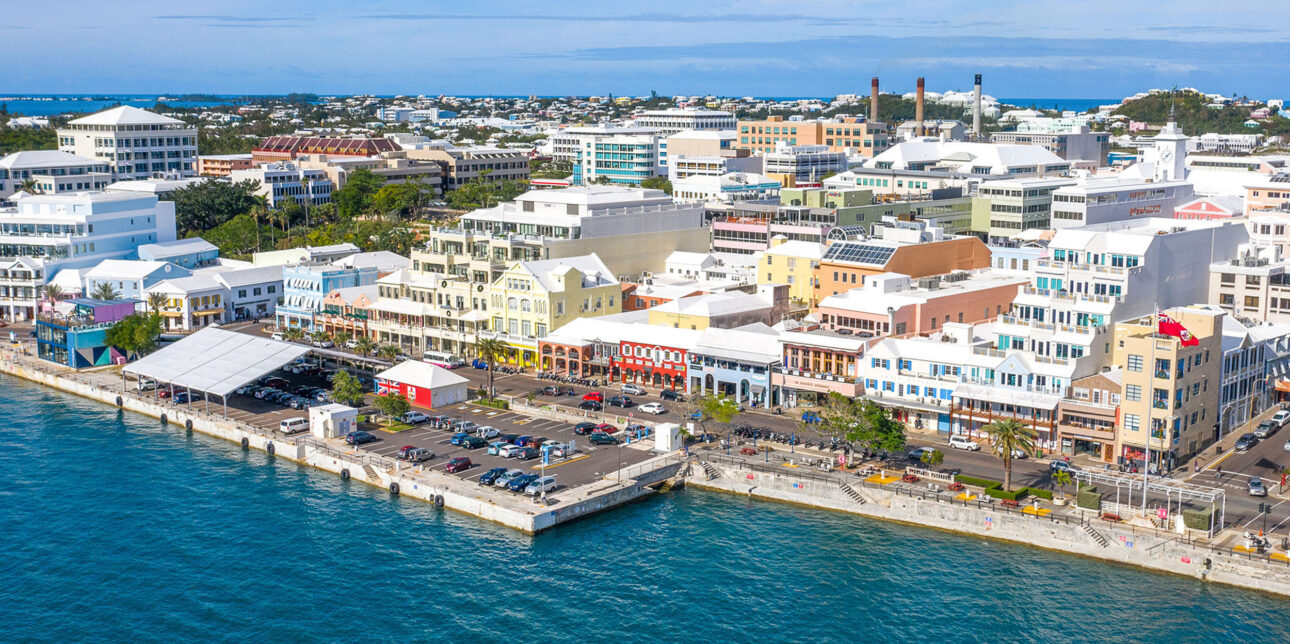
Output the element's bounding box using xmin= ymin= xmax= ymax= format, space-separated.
xmin=1143 ymin=304 xmax=1158 ymax=516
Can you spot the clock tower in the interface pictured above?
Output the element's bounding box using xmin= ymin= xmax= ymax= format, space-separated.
xmin=1152 ymin=106 xmax=1188 ymax=182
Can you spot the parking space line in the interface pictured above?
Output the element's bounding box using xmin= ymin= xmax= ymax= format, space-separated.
xmin=536 ymin=454 xmax=591 ymax=469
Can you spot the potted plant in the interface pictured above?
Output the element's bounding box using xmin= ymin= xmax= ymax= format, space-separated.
xmin=1052 ymin=469 xmax=1072 ymax=506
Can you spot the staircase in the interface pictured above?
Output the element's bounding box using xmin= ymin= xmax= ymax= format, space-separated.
xmin=1082 ymin=521 xmax=1110 ymax=548
xmin=699 ymin=461 xmax=722 ymax=481
xmin=839 ymin=483 xmax=867 ymax=505
xmin=362 ymin=463 xmax=380 ymax=481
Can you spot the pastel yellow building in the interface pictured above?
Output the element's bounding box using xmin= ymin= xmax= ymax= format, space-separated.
xmin=486 ymin=253 xmax=621 ymax=366
xmin=758 ymin=238 xmax=824 ymax=306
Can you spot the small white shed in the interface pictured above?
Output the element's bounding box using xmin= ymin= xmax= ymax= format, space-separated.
xmin=310 ymin=403 xmax=358 ymax=439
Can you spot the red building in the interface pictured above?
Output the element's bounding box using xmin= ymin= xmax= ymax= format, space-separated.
xmin=252 ymin=136 xmax=399 ymax=164
xmin=616 ymin=337 xmax=693 ymax=390
xmin=374 ymin=361 xmax=469 ymax=410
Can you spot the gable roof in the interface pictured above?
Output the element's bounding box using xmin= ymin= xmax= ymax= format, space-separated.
xmin=513 ymin=253 xmax=616 ymax=291
xmin=376 ymin=360 xmax=470 ymax=389
xmin=68 ymin=105 xmax=186 ymax=127
xmin=0 ymin=150 xmax=104 ymax=170
xmin=85 ymin=260 xmax=188 ymax=281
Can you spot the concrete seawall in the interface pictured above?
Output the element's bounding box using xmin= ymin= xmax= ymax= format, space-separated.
xmin=0 ymin=354 xmax=684 ymax=535
xmin=690 ymin=453 xmax=1290 ymax=598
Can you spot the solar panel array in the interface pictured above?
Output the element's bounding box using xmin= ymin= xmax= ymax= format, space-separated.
xmin=123 ymin=327 xmax=311 ymax=398
xmin=822 ymin=242 xmax=896 ymax=267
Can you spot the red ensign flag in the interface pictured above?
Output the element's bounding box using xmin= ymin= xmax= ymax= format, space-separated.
xmin=1157 ymin=312 xmax=1199 ymax=347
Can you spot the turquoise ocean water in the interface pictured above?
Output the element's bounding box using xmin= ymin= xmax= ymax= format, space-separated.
xmin=0 ymin=373 xmax=1286 ymax=642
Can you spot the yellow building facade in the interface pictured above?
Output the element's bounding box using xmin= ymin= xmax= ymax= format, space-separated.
xmin=486 ymin=254 xmax=621 ymax=366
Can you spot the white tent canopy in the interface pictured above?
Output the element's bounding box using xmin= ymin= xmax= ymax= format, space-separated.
xmin=124 ymin=327 xmax=311 ymax=398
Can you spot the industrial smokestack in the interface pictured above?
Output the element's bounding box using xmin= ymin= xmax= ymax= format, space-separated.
xmin=973 ymin=74 xmax=983 ymax=139
xmin=915 ymin=77 xmax=925 ymax=136
xmin=870 ymin=77 xmax=880 ymax=123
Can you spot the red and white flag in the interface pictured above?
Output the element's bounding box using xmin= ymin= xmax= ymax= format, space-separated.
xmin=1157 ymin=312 xmax=1199 ymax=347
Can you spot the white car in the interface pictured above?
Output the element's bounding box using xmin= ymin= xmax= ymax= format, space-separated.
xmin=311 ymin=340 xmax=334 ymax=348
xmin=621 ymin=384 xmax=646 ymax=396
xmin=401 ymin=411 xmax=430 ymax=424
xmin=345 ymin=338 xmax=360 ymax=349
xmin=549 ymin=443 xmax=575 ymax=458
xmin=525 ymin=475 xmax=558 ymax=496
xmin=271 ymin=332 xmax=286 ymax=341
xmin=948 ymin=435 xmax=981 ymax=451
xmin=497 ymin=444 xmax=524 ymax=458
xmin=639 ymin=402 xmax=667 ymax=415
xmin=1273 ymin=410 xmax=1290 ymax=428
xmin=475 ymin=425 xmax=501 ymax=439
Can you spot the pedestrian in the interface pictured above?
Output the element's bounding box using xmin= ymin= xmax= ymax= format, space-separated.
xmin=1217 ymin=464 xmax=1223 ymax=479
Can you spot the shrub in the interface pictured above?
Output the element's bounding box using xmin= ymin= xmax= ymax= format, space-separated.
xmin=1076 ymin=484 xmax=1102 ymax=510
xmin=1022 ymin=487 xmax=1054 ymax=501
xmin=1183 ymin=507 xmax=1215 ymax=531
xmin=473 ymin=398 xmax=509 ymax=411
xmin=985 ymin=487 xmax=1028 ymax=501
xmin=956 ymin=475 xmax=1003 ymax=489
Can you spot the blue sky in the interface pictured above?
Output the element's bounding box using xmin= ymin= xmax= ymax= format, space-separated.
xmin=5 ymin=0 xmax=1289 ymax=98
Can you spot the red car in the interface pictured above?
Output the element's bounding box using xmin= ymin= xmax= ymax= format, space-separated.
xmin=157 ymin=388 xmax=173 ymax=399
xmin=595 ymin=423 xmax=618 ymax=434
xmin=445 ymin=457 xmax=472 ymax=473
xmin=397 ymin=445 xmax=417 ymax=459
xmin=582 ymin=391 xmax=604 ymax=402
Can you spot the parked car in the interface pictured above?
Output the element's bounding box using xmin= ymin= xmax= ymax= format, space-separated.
xmin=548 ymin=443 xmax=575 ymax=458
xmin=1255 ymin=420 xmax=1278 ymax=439
xmin=660 ymin=389 xmax=684 ymax=402
xmin=475 ymin=425 xmax=501 ymax=439
xmin=402 ymin=411 xmax=431 ymax=424
xmin=460 ymin=436 xmax=487 ymax=449
xmin=621 ymin=384 xmax=646 ymax=396
xmin=404 ymin=447 xmax=434 ymax=463
xmin=907 ymin=447 xmax=934 ymax=461
xmin=493 ymin=469 xmax=525 ymax=487
xmin=1234 ymin=433 xmax=1259 ymax=452
xmin=1010 ymin=448 xmax=1029 ymax=459
xmin=513 ymin=446 xmax=540 ymax=461
xmin=497 ymin=444 xmax=525 ymax=458
xmin=311 ymin=339 xmax=334 ymax=348
xmin=589 ymin=432 xmax=619 ymax=445
xmin=280 ymin=418 xmax=309 ymax=435
xmin=608 ymin=395 xmax=633 ymax=408
xmin=573 ymin=422 xmax=599 ymax=435
xmin=541 ymin=386 xmax=558 ymax=396
xmin=431 ymin=416 xmax=455 ymax=428
xmin=582 ymin=391 xmax=604 ymax=402
xmin=345 ymin=431 xmax=377 ymax=446
xmin=578 ymin=400 xmax=603 ymax=411
xmin=639 ymin=402 xmax=666 ymax=415
xmin=478 ymin=467 xmax=508 ymax=486
xmin=512 ymin=435 xmax=532 ymax=446
xmin=271 ymin=332 xmax=285 ymax=341
xmin=1274 ymin=410 xmax=1290 ymax=428
xmin=624 ymin=423 xmax=649 ymax=436
xmin=948 ymin=435 xmax=980 ymax=451
xmin=499 ymin=433 xmax=520 ymax=444
xmin=444 ymin=457 xmax=472 ymax=473
xmin=520 ymin=436 xmax=547 ymax=448
xmin=450 ymin=433 xmax=471 ymax=446
xmin=525 ymin=476 xmax=558 ymax=496
xmin=487 ymin=441 xmax=510 ymax=456
xmin=507 ymin=473 xmax=539 ymax=492
xmin=1284 ymin=437 xmax=1290 ymax=452
xmin=452 ymin=420 xmax=478 ymax=433
xmin=1249 ymin=477 xmax=1269 ymax=497
xmin=397 ymin=445 xmax=419 ymax=459
xmin=558 ymin=386 xmax=576 ymax=396
xmin=594 ymin=423 xmax=618 ymax=434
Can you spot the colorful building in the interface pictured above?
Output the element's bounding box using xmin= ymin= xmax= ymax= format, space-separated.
xmin=758 ymin=239 xmax=824 ymax=306
xmin=486 ymin=254 xmax=620 ymax=366
xmin=36 ymin=298 xmax=138 ymax=368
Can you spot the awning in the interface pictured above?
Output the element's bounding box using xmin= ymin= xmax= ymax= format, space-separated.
xmin=193 ymin=309 xmax=223 ymax=317
xmin=123 ymin=327 xmax=311 ymax=398
xmin=1276 ymin=379 xmax=1290 ymax=393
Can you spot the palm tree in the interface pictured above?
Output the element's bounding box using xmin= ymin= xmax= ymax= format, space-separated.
xmin=300 ymin=176 xmax=312 ymax=228
xmin=309 ymin=329 xmax=331 ymax=346
xmin=250 ymin=194 xmax=269 ymax=252
xmin=18 ymin=178 xmax=42 ymax=195
xmin=1052 ymin=469 xmax=1073 ymax=501
xmin=353 ymin=335 xmax=376 ymax=357
xmin=377 ymin=344 xmax=401 ymax=362
xmin=90 ymin=281 xmax=119 ymax=301
xmin=981 ymin=419 xmax=1038 ymax=492
xmin=332 ymin=330 xmax=353 ymax=348
xmin=146 ymin=291 xmax=167 ymax=315
xmin=282 ymin=326 xmax=306 ymax=344
xmin=40 ymin=283 xmax=63 ymax=303
xmin=474 ymin=337 xmax=507 ymax=401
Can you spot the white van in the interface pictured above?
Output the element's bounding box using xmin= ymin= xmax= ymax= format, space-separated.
xmin=279 ymin=417 xmax=308 ymax=435
xmin=948 ymin=435 xmax=980 ymax=451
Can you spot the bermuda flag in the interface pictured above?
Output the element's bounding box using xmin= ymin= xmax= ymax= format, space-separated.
xmin=1157 ymin=312 xmax=1199 ymax=347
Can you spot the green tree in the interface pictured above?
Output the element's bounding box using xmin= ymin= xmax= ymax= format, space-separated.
xmin=90 ymin=281 xmax=119 ymax=301
xmin=473 ymin=337 xmax=507 ymax=401
xmin=697 ymin=394 xmax=740 ymax=438
xmin=40 ymin=282 xmax=63 ymax=303
xmin=309 ymin=329 xmax=331 ymax=346
xmin=377 ymin=344 xmax=401 ymax=361
xmin=201 ymin=213 xmax=261 ymax=259
xmin=104 ymin=313 xmax=163 ymax=356
xmin=352 ymin=335 xmax=376 ymax=357
xmin=329 ymin=370 xmax=367 ymax=407
xmin=169 ymin=177 xmax=261 ymax=234
xmin=18 ymin=178 xmax=40 ymax=195
xmin=332 ymin=330 xmax=353 ymax=348
xmin=641 ymin=176 xmax=673 ymax=194
xmin=373 ymin=391 xmax=410 ymax=424
xmin=1052 ymin=469 xmax=1073 ymax=499
xmin=333 ymin=168 xmax=386 ymax=219
xmin=146 ymin=291 xmax=167 ymax=315
xmin=981 ymin=419 xmax=1037 ymax=492
xmin=920 ymin=448 xmax=945 ymax=469
xmin=0 ymin=125 xmax=57 ymax=155
xmin=282 ymin=326 xmax=305 ymax=344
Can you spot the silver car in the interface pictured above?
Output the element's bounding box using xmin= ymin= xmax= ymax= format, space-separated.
xmin=494 ymin=469 xmax=525 ymax=488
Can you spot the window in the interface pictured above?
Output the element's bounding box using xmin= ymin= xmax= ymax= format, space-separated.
xmin=1127 ymin=354 xmax=1143 ymax=372
xmin=1125 ymin=384 xmax=1142 ymax=401
xmin=1124 ymin=414 xmax=1140 ymax=432
xmin=1245 ymin=296 xmax=1260 ymax=308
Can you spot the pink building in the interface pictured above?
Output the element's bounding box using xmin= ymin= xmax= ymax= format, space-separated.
xmin=814 ymin=271 xmax=1025 ymax=337
xmin=1174 ymin=195 xmax=1244 ymax=221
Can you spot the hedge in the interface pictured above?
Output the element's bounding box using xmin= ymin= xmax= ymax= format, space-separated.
xmin=1076 ymin=484 xmax=1102 ymax=510
xmin=985 ymin=486 xmax=1026 ymax=501
xmin=1183 ymin=507 xmax=1215 ymax=531
xmin=1023 ymin=487 xmax=1054 ymax=501
xmin=956 ymin=475 xmax=1003 ymax=489
xmin=472 ymin=398 xmax=509 ymax=411
xmin=955 ymin=475 xmax=1052 ymax=502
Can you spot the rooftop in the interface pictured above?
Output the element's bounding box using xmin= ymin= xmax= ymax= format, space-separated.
xmin=0 ymin=150 xmax=104 ymax=170
xmin=67 ymin=105 xmax=187 ymax=127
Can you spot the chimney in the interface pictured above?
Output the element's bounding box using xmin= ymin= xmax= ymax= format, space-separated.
xmin=973 ymin=73 xmax=983 ymax=139
xmin=870 ymin=77 xmax=880 ymax=123
xmin=915 ymin=77 xmax=925 ymax=136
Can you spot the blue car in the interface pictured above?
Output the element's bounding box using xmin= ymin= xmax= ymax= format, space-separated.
xmin=507 ymin=473 xmax=539 ymax=492
xmin=478 ymin=467 xmax=508 ymax=486
xmin=450 ymin=432 xmax=470 ymax=446
xmin=472 ymin=359 xmax=489 ymax=369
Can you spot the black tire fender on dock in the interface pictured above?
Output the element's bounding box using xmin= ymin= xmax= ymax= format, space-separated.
xmin=434 ymin=494 xmax=445 ymax=508
xmin=266 ymin=441 xmax=275 ymax=455
xmin=389 ymin=482 xmax=400 ymax=496
xmin=115 ymin=395 xmax=123 ymax=407
xmin=160 ymin=413 xmax=167 ymax=425
xmin=341 ymin=468 xmax=351 ymax=480
xmin=240 ymin=436 xmax=249 ymax=450
xmin=185 ymin=419 xmax=193 ymax=431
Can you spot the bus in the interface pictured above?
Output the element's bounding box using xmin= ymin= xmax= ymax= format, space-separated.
xmin=422 ymin=350 xmax=466 ymax=369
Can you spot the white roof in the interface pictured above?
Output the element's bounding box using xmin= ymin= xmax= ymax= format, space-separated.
xmin=330 ymin=251 xmax=410 ymax=272
xmin=123 ymin=327 xmax=311 ymax=397
xmin=651 ymin=291 xmax=770 ymax=317
xmin=85 ymin=259 xmax=185 ymax=280
xmin=869 ymin=140 xmax=1066 ymax=174
xmin=0 ymin=150 xmax=103 ymax=170
xmin=692 ymin=323 xmax=782 ymax=363
xmin=764 ymin=240 xmax=825 ymax=260
xmin=376 ymin=360 xmax=469 ymax=389
xmin=205 ymin=264 xmax=283 ymax=289
xmin=106 ymin=177 xmax=204 ymax=194
xmin=149 ymin=274 xmax=224 ymax=295
xmin=137 ymin=238 xmax=217 ymax=259
xmin=68 ymin=105 xmax=186 ymax=127
xmin=514 ymin=253 xmax=616 ymax=291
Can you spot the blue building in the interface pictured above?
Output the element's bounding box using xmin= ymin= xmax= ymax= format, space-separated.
xmin=137 ymin=238 xmax=219 ymax=269
xmin=36 ymin=298 xmax=138 ymax=368
xmin=83 ymin=260 xmax=190 ymax=300
xmin=686 ymin=324 xmax=783 ymax=408
xmin=277 ymin=263 xmax=379 ymax=330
